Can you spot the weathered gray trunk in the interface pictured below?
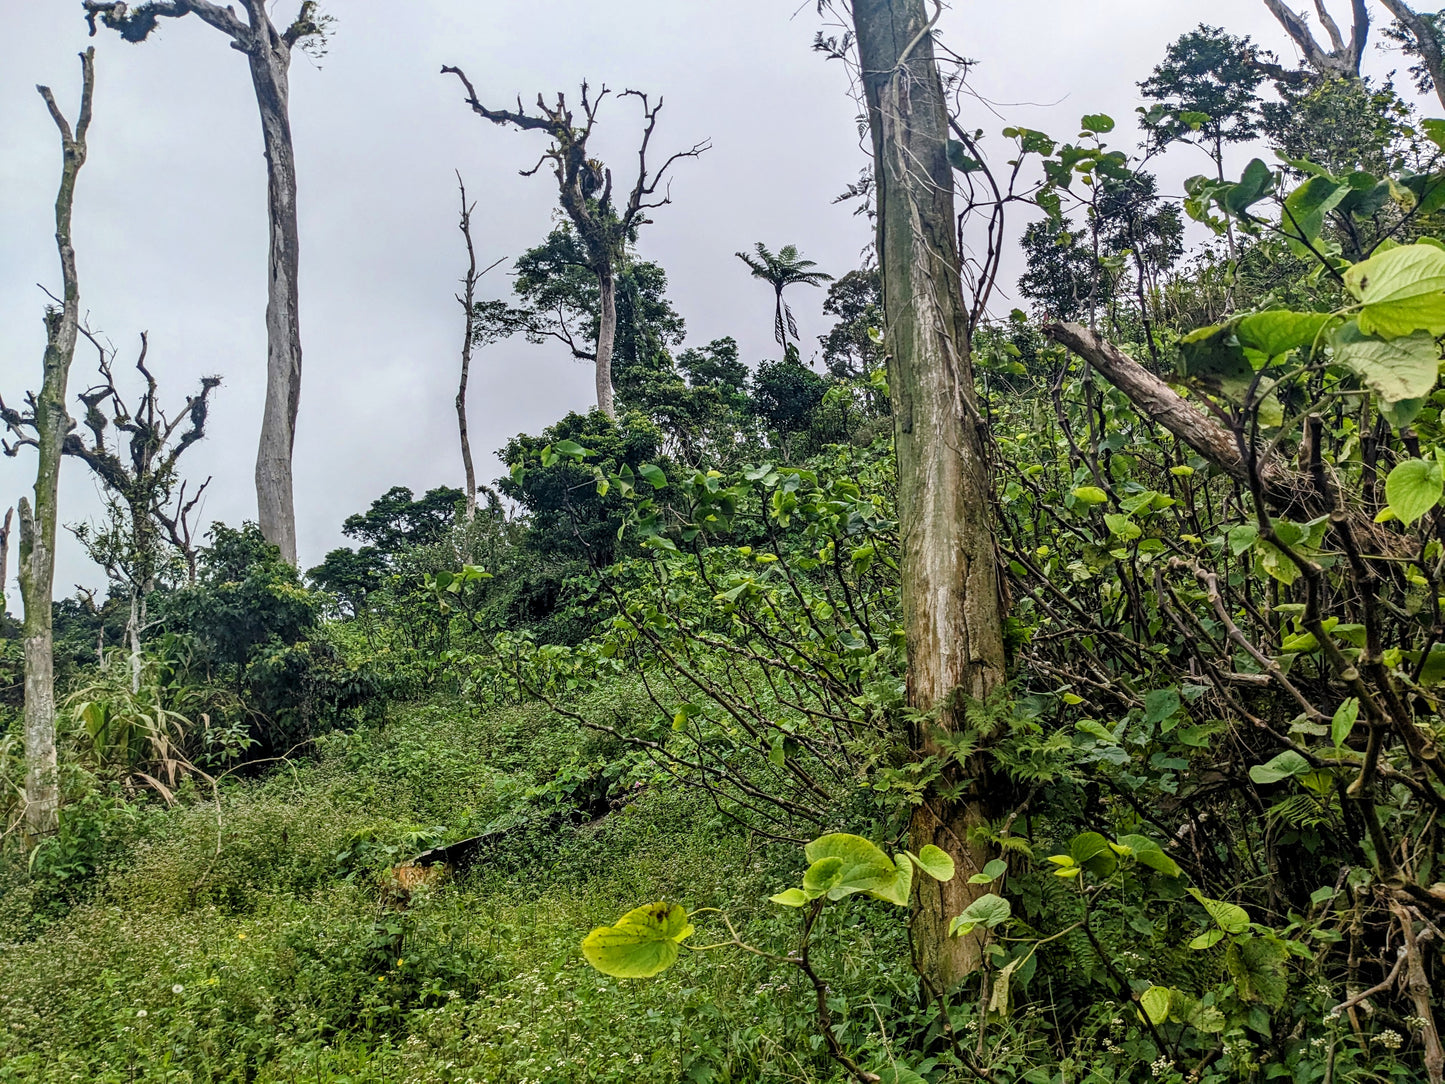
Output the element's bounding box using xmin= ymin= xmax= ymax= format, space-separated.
xmin=0 ymin=508 xmax=12 ymax=612
xmin=595 ymin=266 xmax=618 ymax=418
xmin=247 ymin=36 xmax=302 ymax=565
xmin=21 ymin=49 xmax=95 ymax=837
xmin=852 ymin=0 xmax=1008 ymax=988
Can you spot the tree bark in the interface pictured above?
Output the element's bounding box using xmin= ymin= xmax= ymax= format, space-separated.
xmin=0 ymin=507 xmax=12 ymax=613
xmin=596 ymin=266 xmax=618 ymax=419
xmin=1377 ymin=0 xmax=1445 ymax=110
xmin=1261 ymin=0 xmax=1369 ymax=78
xmin=456 ymin=177 xmax=479 ymax=519
xmin=246 ymin=32 xmax=302 ymax=565
xmin=851 ymin=0 xmax=1008 ymax=988
xmin=1044 ymin=321 xmax=1317 ymax=510
xmin=82 ymin=1 xmax=316 ymax=566
xmin=21 ymin=48 xmax=95 ymax=838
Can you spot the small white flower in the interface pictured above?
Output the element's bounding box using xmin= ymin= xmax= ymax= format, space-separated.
xmin=136 ymin=1010 xmax=147 ymax=1019
xmin=172 ymin=984 xmax=184 ymax=995
xmin=1379 ymin=1029 xmax=1403 ymax=1051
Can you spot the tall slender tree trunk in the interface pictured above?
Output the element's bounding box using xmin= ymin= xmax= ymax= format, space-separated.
xmin=21 ymin=49 xmax=95 ymax=838
xmin=0 ymin=508 xmax=12 ymax=611
xmin=851 ymin=0 xmax=1008 ymax=988
xmin=596 ymin=266 xmax=618 ymax=418
xmin=247 ymin=39 xmax=303 ymax=565
xmin=456 ymin=176 xmax=479 ymax=519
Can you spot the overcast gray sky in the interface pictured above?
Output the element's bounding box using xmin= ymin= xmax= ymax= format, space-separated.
xmin=0 ymin=0 xmax=1429 ymax=606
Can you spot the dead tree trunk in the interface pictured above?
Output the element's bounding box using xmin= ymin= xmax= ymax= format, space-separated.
xmin=83 ymin=0 xmax=327 ymax=565
xmin=595 ymin=265 xmax=618 ymax=419
xmin=0 ymin=508 xmax=12 ymax=612
xmin=456 ymin=176 xmax=480 ymax=520
xmin=247 ymin=20 xmax=303 ymax=566
xmin=19 ymin=49 xmax=95 ymax=838
xmin=442 ymin=69 xmax=706 ymax=419
xmin=852 ymin=0 xmax=1008 ymax=988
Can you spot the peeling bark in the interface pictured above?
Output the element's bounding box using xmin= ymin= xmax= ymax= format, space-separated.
xmin=852 ymin=0 xmax=1008 ymax=988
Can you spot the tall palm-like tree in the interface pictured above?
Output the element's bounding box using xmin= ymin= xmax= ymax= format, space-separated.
xmin=736 ymin=243 xmax=832 ymax=356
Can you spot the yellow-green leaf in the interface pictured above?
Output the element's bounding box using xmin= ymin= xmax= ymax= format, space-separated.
xmin=1345 ymin=243 xmax=1445 ymax=337
xmin=581 ymin=902 xmax=694 ymax=978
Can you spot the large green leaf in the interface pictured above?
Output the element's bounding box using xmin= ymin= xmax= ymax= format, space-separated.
xmin=1225 ymin=936 xmax=1290 ymax=1008
xmin=1139 ymin=985 xmax=1171 ymax=1025
xmin=1248 ymin=750 xmax=1311 ymax=785
xmin=910 ymin=844 xmax=957 ymax=882
xmin=868 ymin=852 xmax=914 ymax=906
xmin=1178 ymin=323 xmax=1251 ymax=389
xmin=637 ymin=463 xmax=668 ymax=489
xmin=1330 ymin=321 xmax=1441 ymax=404
xmin=1188 ymin=888 xmax=1250 ymax=934
xmin=802 ymin=856 xmax=844 ymax=899
xmin=1117 ymin=833 xmax=1181 ymax=878
xmin=1345 ymin=243 xmax=1445 ymax=337
xmin=1069 ymin=831 xmax=1118 ymax=877
xmin=948 ymin=892 xmax=1012 ymax=938
xmin=1385 ymin=457 xmax=1445 ymax=526
xmin=1235 ymin=310 xmax=1337 ymax=357
xmin=1169 ymin=989 xmax=1226 ymax=1033
xmin=1225 ymin=158 xmax=1274 ymax=214
xmin=803 ymin=834 xmax=899 ymax=901
xmin=1331 ymin=698 xmax=1360 ymax=749
xmin=582 ymin=902 xmax=694 ymax=978
xmin=1281 ymin=176 xmax=1347 ymax=248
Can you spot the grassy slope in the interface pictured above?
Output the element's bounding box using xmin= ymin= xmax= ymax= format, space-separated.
xmin=0 ymin=690 xmax=910 ymax=1083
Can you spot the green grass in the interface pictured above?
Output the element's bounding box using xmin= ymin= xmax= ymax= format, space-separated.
xmin=0 ymin=691 xmax=911 ymax=1083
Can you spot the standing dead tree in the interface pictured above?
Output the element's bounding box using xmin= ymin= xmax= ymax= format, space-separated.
xmin=454 ymin=173 xmax=504 ymax=521
xmin=65 ymin=328 xmax=218 ymax=686
xmin=81 ymin=0 xmax=331 ymax=565
xmin=441 ymin=68 xmax=707 ymax=418
xmin=848 ymin=0 xmax=1009 ymax=988
xmin=0 ymin=508 xmax=12 ymax=614
xmin=3 ymin=48 xmax=96 ymax=838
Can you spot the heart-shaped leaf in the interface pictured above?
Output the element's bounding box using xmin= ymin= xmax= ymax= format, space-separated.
xmin=803 ymin=834 xmax=899 ymax=901
xmin=582 ymin=902 xmax=694 ymax=978
xmin=1386 ymin=457 xmax=1445 ymax=526
xmin=910 ymin=844 xmax=957 ymax=882
xmin=1346 ymin=243 xmax=1445 ymax=337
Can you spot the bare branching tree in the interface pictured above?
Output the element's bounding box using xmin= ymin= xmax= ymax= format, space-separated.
xmin=441 ymin=68 xmax=707 ymax=418
xmin=66 ymin=328 xmax=217 ymax=686
xmin=81 ymin=0 xmax=332 ymax=565
xmin=3 ymin=48 xmax=96 ymax=838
